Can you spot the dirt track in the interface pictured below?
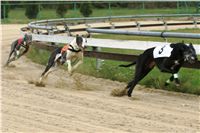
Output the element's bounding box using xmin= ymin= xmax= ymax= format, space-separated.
xmin=1 ymin=24 xmax=200 ymax=133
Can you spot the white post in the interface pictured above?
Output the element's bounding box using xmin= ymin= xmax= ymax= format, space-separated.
xmin=64 ymin=24 xmax=71 ymax=36
xmin=163 ymin=21 xmax=168 ymax=31
xmin=135 ymin=21 xmax=140 ymax=31
xmin=193 ymin=17 xmax=197 ymax=28
xmin=92 ymin=47 xmax=102 ymax=70
xmin=110 ymin=21 xmax=115 ymax=29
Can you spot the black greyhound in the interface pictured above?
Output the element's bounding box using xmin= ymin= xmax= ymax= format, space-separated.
xmin=120 ymin=43 xmax=198 ymax=97
xmin=5 ymin=34 xmax=32 ymax=66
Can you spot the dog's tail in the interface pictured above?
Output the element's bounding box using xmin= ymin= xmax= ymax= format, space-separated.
xmin=119 ymin=61 xmax=136 ymax=67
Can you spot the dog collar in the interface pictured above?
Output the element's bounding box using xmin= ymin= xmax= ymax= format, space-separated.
xmin=68 ymin=44 xmax=82 ymax=52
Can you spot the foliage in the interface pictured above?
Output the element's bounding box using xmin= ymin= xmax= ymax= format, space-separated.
xmin=80 ymin=3 xmax=93 ymax=17
xmin=25 ymin=3 xmax=39 ymax=19
xmin=1 ymin=1 xmax=10 ymax=19
xmin=2 ymin=7 xmax=198 ymax=24
xmin=56 ymin=4 xmax=68 ymax=18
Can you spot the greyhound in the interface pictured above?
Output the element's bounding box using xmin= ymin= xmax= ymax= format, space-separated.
xmin=5 ymin=34 xmax=32 ymax=66
xmin=119 ymin=43 xmax=198 ymax=97
xmin=38 ymin=34 xmax=87 ymax=84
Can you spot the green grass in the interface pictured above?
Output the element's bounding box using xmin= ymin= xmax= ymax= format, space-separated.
xmin=1 ymin=7 xmax=197 ymax=24
xmin=26 ymin=47 xmax=51 ymax=65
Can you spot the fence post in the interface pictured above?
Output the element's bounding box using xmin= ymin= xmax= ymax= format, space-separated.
xmin=108 ymin=2 xmax=111 ymax=16
xmin=193 ymin=17 xmax=197 ymax=28
xmin=136 ymin=21 xmax=140 ymax=30
xmin=92 ymin=47 xmax=102 ymax=70
xmin=142 ymin=2 xmax=145 ymax=10
xmin=110 ymin=21 xmax=115 ymax=29
xmin=48 ymin=30 xmax=54 ymax=35
xmin=85 ymin=21 xmax=91 ymax=28
xmin=163 ymin=21 xmax=168 ymax=30
xmin=64 ymin=23 xmax=71 ymax=36
xmin=37 ymin=4 xmax=41 ymax=19
xmin=31 ymin=29 xmax=34 ymax=33
xmin=177 ymin=1 xmax=180 ymax=14
xmin=3 ymin=5 xmax=7 ymax=19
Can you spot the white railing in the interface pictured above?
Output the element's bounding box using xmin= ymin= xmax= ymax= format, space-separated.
xmin=31 ymin=34 xmax=200 ymax=55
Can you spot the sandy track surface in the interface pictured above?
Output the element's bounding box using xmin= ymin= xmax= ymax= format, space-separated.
xmin=1 ymin=24 xmax=200 ymax=133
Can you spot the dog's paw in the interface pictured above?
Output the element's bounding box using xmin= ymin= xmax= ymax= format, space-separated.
xmin=127 ymin=92 xmax=132 ymax=97
xmin=35 ymin=81 xmax=45 ymax=87
xmin=175 ymin=83 xmax=180 ymax=87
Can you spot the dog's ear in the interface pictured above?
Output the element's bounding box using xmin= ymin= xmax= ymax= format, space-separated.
xmin=189 ymin=43 xmax=193 ymax=49
xmin=86 ymin=33 xmax=91 ymax=38
xmin=189 ymin=43 xmax=195 ymax=51
xmin=76 ymin=34 xmax=79 ymax=37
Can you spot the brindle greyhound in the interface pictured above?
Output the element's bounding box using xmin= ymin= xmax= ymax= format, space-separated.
xmin=120 ymin=43 xmax=198 ymax=97
xmin=5 ymin=34 xmax=32 ymax=66
xmin=38 ymin=34 xmax=87 ymax=84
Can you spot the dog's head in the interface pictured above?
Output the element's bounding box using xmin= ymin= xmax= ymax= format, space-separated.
xmin=24 ymin=34 xmax=32 ymax=44
xmin=183 ymin=43 xmax=198 ymax=64
xmin=76 ymin=34 xmax=87 ymax=50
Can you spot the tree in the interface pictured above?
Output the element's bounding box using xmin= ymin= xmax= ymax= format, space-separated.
xmin=80 ymin=3 xmax=93 ymax=17
xmin=56 ymin=4 xmax=68 ymax=18
xmin=25 ymin=4 xmax=39 ymax=19
xmin=1 ymin=1 xmax=10 ymax=19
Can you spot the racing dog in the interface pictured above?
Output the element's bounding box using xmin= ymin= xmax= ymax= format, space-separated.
xmin=119 ymin=43 xmax=198 ymax=97
xmin=5 ymin=34 xmax=32 ymax=66
xmin=38 ymin=34 xmax=87 ymax=84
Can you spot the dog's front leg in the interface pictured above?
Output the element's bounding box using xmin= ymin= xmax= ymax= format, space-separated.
xmin=71 ymin=52 xmax=83 ymax=71
xmin=72 ymin=60 xmax=83 ymax=71
xmin=67 ymin=60 xmax=72 ymax=75
xmin=165 ymin=74 xmax=174 ymax=86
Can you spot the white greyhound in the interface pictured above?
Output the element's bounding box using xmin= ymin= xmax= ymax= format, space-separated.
xmin=38 ymin=34 xmax=87 ymax=84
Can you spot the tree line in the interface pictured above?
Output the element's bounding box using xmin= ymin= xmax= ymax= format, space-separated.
xmin=1 ymin=1 xmax=199 ymax=19
xmin=1 ymin=1 xmax=93 ymax=19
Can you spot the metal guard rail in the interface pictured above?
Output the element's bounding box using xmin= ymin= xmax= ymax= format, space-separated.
xmin=28 ymin=14 xmax=200 ymax=30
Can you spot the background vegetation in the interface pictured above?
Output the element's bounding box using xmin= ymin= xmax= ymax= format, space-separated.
xmin=25 ymin=2 xmax=39 ymax=19
xmin=56 ymin=4 xmax=68 ymax=18
xmin=1 ymin=1 xmax=200 ymax=24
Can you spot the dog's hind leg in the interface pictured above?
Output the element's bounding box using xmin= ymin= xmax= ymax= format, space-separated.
xmin=127 ymin=67 xmax=154 ymax=97
xmin=5 ymin=42 xmax=17 ymax=66
xmin=43 ymin=64 xmax=58 ymax=79
xmin=127 ymin=57 xmax=155 ymax=97
xmin=39 ymin=48 xmax=61 ymax=83
xmin=5 ymin=51 xmax=14 ymax=66
xmin=19 ymin=45 xmax=29 ymax=58
xmin=39 ymin=61 xmax=55 ymax=83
